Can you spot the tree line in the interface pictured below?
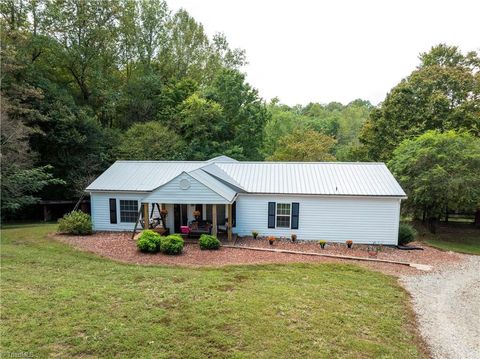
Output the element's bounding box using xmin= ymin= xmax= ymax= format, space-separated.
xmin=1 ymin=1 xmax=479 ymax=230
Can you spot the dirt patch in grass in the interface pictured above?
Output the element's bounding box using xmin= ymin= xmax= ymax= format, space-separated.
xmin=55 ymin=232 xmax=466 ymax=276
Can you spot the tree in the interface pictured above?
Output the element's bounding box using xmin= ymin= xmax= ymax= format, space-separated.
xmin=117 ymin=121 xmax=187 ymax=161
xmin=0 ymin=95 xmax=61 ymax=216
xmin=175 ymin=93 xmax=224 ymax=160
xmin=389 ymin=130 xmax=480 ymax=233
xmin=0 ymin=30 xmax=64 ymax=217
xmin=263 ymin=99 xmax=372 ymax=160
xmin=262 ymin=100 xmax=305 ymax=157
xmin=205 ymin=68 xmax=268 ymax=160
xmin=360 ymin=44 xmax=480 ymax=161
xmin=267 ymin=130 xmax=337 ymax=161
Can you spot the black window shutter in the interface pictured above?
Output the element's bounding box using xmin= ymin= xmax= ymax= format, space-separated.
xmin=232 ymin=201 xmax=236 ymax=227
xmin=268 ymin=202 xmax=276 ymax=228
xmin=109 ymin=198 xmax=117 ymax=224
xmin=291 ymin=202 xmax=299 ymax=229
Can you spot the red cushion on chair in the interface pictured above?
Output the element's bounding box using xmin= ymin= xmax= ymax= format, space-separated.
xmin=180 ymin=226 xmax=190 ymax=234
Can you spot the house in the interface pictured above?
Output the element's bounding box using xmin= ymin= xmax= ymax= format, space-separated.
xmin=86 ymin=155 xmax=407 ymax=245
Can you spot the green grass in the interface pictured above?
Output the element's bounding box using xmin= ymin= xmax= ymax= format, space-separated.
xmin=1 ymin=224 xmax=424 ymax=358
xmin=421 ymin=225 xmax=480 ymax=255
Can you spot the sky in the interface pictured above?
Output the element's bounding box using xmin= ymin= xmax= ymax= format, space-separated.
xmin=167 ymin=0 xmax=479 ymax=106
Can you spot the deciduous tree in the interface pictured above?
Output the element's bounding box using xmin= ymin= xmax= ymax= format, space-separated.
xmin=389 ymin=130 xmax=480 ymax=233
xmin=267 ymin=129 xmax=337 ymax=162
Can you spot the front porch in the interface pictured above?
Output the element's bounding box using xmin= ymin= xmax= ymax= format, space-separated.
xmin=130 ymin=169 xmax=240 ymax=240
xmin=133 ymin=202 xmax=236 ymax=242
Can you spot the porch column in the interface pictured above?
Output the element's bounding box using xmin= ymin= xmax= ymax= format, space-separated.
xmin=212 ymin=204 xmax=217 ymax=237
xmin=227 ymin=204 xmax=233 ymax=242
xmin=142 ymin=202 xmax=149 ymax=229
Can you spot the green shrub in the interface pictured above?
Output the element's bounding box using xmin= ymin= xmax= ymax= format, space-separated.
xmin=137 ymin=230 xmax=162 ymax=253
xmin=160 ymin=234 xmax=184 ymax=255
xmin=199 ymin=234 xmax=221 ymax=250
xmin=58 ymin=211 xmax=92 ymax=235
xmin=398 ymin=223 xmax=417 ymax=245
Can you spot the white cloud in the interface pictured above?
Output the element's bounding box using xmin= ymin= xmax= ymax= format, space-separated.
xmin=167 ymin=0 xmax=480 ymax=105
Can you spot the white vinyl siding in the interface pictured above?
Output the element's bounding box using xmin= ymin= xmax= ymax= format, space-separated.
xmin=142 ymin=173 xmax=230 ymax=204
xmin=234 ymin=194 xmax=401 ymax=245
xmin=91 ymin=192 xmax=144 ymax=231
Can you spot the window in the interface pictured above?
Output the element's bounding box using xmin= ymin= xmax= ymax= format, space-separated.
xmin=120 ymin=200 xmax=138 ymax=223
xmin=276 ymin=203 xmax=291 ymax=228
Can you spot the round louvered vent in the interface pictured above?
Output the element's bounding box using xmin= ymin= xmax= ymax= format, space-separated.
xmin=179 ymin=178 xmax=191 ymax=190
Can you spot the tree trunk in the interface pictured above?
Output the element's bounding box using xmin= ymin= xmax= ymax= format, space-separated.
xmin=428 ymin=217 xmax=437 ymax=234
xmin=475 ymin=209 xmax=480 ymax=227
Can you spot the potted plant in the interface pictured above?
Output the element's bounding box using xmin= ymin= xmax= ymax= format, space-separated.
xmin=252 ymin=231 xmax=259 ymax=239
xmin=346 ymin=240 xmax=353 ymax=249
xmin=193 ymin=210 xmax=201 ymax=222
xmin=318 ymin=240 xmax=326 ymax=249
xmin=291 ymin=234 xmax=297 ymax=242
xmin=267 ymin=236 xmax=276 ymax=245
xmin=368 ymin=243 xmax=378 ymax=257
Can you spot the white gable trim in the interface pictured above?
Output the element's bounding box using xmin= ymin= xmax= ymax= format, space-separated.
xmin=141 ymin=171 xmax=236 ymax=204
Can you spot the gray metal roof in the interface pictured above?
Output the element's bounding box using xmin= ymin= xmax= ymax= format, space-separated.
xmin=86 ymin=161 xmax=205 ymax=192
xmin=214 ymin=162 xmax=406 ymax=197
xmin=188 ymin=169 xmax=237 ymax=201
xmin=86 ymin=157 xmax=406 ymax=197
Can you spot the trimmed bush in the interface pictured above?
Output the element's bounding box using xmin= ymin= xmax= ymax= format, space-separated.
xmin=199 ymin=234 xmax=221 ymax=250
xmin=58 ymin=211 xmax=92 ymax=235
xmin=398 ymin=223 xmax=417 ymax=245
xmin=160 ymin=234 xmax=184 ymax=255
xmin=137 ymin=230 xmax=162 ymax=253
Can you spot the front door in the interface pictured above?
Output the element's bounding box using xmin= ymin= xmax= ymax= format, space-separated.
xmin=174 ymin=204 xmax=189 ymax=233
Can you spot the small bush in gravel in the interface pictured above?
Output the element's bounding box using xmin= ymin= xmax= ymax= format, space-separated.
xmin=199 ymin=234 xmax=221 ymax=250
xmin=58 ymin=211 xmax=92 ymax=235
xmin=160 ymin=234 xmax=184 ymax=255
xmin=398 ymin=223 xmax=417 ymax=245
xmin=137 ymin=230 xmax=162 ymax=253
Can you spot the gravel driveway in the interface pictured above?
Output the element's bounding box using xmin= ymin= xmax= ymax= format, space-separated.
xmin=401 ymin=256 xmax=480 ymax=359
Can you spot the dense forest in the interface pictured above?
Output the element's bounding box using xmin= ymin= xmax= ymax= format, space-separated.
xmin=1 ymin=0 xmax=479 ymax=228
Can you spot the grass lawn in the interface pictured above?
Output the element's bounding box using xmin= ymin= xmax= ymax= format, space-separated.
xmin=1 ymin=224 xmax=424 ymax=358
xmin=419 ymin=224 xmax=480 ymax=255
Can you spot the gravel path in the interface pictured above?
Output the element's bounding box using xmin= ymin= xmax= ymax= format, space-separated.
xmin=401 ymin=256 xmax=480 ymax=359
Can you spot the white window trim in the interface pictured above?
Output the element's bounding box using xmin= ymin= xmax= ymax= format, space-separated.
xmin=276 ymin=202 xmax=291 ymax=228
xmin=119 ymin=199 xmax=139 ymax=223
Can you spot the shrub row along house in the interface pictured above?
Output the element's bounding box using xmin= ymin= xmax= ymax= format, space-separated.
xmin=86 ymin=156 xmax=407 ymax=244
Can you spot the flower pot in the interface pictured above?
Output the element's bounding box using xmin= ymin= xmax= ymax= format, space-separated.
xmin=346 ymin=242 xmax=353 ymax=248
xmin=269 ymin=240 xmax=274 ymax=245
xmin=320 ymin=244 xmax=326 ymax=249
xmin=368 ymin=251 xmax=378 ymax=258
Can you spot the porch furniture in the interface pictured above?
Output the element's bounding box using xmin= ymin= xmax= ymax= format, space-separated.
xmin=188 ymin=221 xmax=212 ymax=237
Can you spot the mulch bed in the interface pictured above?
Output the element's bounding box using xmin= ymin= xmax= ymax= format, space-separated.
xmin=54 ymin=232 xmax=466 ymax=276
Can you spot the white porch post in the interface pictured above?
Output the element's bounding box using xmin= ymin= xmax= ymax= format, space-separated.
xmin=212 ymin=204 xmax=217 ymax=237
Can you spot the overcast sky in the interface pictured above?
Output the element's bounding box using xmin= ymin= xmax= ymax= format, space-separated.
xmin=168 ymin=0 xmax=479 ymax=106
